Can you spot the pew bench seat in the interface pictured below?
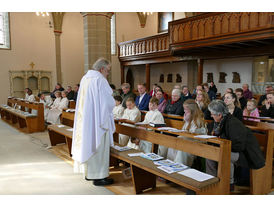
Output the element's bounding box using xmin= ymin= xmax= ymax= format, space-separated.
xmin=47 ymin=124 xmax=73 ymax=156
xmin=110 ymin=145 xmax=220 ymax=194
xmin=0 ymin=105 xmax=39 ymax=133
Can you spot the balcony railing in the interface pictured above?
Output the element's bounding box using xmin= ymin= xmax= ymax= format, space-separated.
xmin=118 ymin=12 xmax=274 ymax=61
xmin=169 ymin=12 xmax=274 ymax=50
xmin=118 ymin=33 xmax=169 ymax=58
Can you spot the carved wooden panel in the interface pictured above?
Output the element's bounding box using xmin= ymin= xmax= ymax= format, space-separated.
xmin=118 ymin=12 xmax=274 ymax=60
xmin=178 ymin=24 xmax=184 ymax=42
xmin=198 ymin=20 xmax=205 ymax=38
xmin=222 ymin=14 xmax=229 ymax=34
xmin=229 ymin=13 xmax=239 ymax=33
xmin=192 ymin=21 xmax=199 ymax=40
xmin=205 ymin=18 xmax=213 ymax=38
xmin=259 ymin=12 xmax=268 ymax=27
xmin=250 ymin=12 xmax=259 ymax=29
xmin=184 ymin=23 xmax=191 ymax=41
xmin=240 ymin=13 xmax=249 ymax=31
xmin=213 ymin=16 xmax=222 ymax=35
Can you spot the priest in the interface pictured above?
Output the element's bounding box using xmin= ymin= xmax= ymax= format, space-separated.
xmin=71 ymin=58 xmax=115 ymax=186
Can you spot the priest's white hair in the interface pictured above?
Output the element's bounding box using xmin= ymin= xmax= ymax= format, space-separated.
xmin=92 ymin=57 xmax=110 ymax=71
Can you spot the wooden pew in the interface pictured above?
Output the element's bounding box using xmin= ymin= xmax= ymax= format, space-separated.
xmin=68 ymin=100 xmax=76 ymax=109
xmin=0 ymin=97 xmax=45 ymax=133
xmin=47 ymin=117 xmax=231 ymax=195
xmin=112 ymin=122 xmax=231 ymax=194
xmin=50 ymin=109 xmax=273 ymax=194
xmin=243 ymin=116 xmax=274 ymax=123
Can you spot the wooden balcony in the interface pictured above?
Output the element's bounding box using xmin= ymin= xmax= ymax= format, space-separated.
xmin=169 ymin=12 xmax=274 ymax=57
xmin=118 ymin=12 xmax=274 ymax=63
xmin=118 ymin=33 xmax=172 ymax=63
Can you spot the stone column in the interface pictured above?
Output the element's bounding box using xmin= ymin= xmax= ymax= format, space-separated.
xmin=82 ymin=12 xmax=113 ymax=81
xmin=52 ymin=12 xmax=65 ymax=84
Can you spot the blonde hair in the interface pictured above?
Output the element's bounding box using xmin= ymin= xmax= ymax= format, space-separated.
xmin=126 ymin=97 xmax=135 ymax=104
xmin=183 ymin=99 xmax=206 ymax=132
xmin=196 ymin=90 xmax=210 ymax=109
xmin=149 ymin=97 xmax=159 ymax=105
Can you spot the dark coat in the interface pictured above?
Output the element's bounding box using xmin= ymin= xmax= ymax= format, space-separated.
xmin=163 ymin=99 xmax=184 ymax=116
xmin=209 ymin=85 xmax=217 ymax=94
xmin=50 ymin=87 xmax=65 ymax=98
xmin=180 ymin=92 xmax=193 ymax=102
xmin=232 ymin=106 xmax=243 ymax=121
xmin=135 ymin=93 xmax=151 ymax=111
xmin=202 ymin=106 xmax=213 ymax=120
xmin=208 ymin=114 xmax=265 ymax=169
xmin=73 ymin=91 xmax=78 ymax=102
xmin=67 ymin=90 xmax=75 ymax=100
xmin=260 ymin=104 xmax=274 ymax=118
xmin=207 ymin=90 xmax=216 ymax=101
xmin=239 ymin=97 xmax=247 ymax=110
xmin=258 ymin=94 xmax=266 ymax=106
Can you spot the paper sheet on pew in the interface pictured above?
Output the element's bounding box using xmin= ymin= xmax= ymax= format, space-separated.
xmin=66 ymin=128 xmax=74 ymax=131
xmin=111 ymin=145 xmax=132 ymax=152
xmin=140 ymin=153 xmax=164 ymax=161
xmin=194 ymin=135 xmax=217 ymax=139
xmin=135 ymin=122 xmax=148 ymax=125
xmin=66 ymin=109 xmax=75 ymax=112
xmin=57 ymin=125 xmax=65 ymax=128
xmin=127 ymin=152 xmax=144 ymax=157
xmin=178 ymin=168 xmax=215 ymax=182
xmin=157 ymin=127 xmax=176 ymax=131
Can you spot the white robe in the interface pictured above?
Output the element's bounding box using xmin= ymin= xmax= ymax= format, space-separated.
xmin=119 ymin=106 xmax=141 ymax=146
xmin=46 ymin=97 xmax=68 ymax=124
xmin=27 ymin=94 xmax=35 ymax=102
xmin=25 ymin=94 xmax=35 ymax=112
xmin=166 ymin=120 xmax=207 ymax=166
xmin=113 ymin=104 xmax=125 ymax=119
xmin=40 ymin=96 xmax=53 ymax=119
xmin=138 ymin=109 xmax=165 ymax=153
xmin=72 ymin=70 xmax=115 ymax=179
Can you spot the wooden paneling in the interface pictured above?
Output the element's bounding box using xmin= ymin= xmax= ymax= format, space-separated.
xmin=118 ymin=33 xmax=169 ymax=58
xmin=118 ymin=12 xmax=274 ymax=64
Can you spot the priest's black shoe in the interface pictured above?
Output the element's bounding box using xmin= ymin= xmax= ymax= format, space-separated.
xmin=93 ymin=178 xmax=114 ymax=186
xmin=85 ymin=177 xmax=93 ymax=181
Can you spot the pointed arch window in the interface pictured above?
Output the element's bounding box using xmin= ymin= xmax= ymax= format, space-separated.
xmin=0 ymin=12 xmax=10 ymax=49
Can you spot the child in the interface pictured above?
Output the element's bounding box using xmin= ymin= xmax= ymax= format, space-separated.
xmin=166 ymin=99 xmax=207 ymax=166
xmin=46 ymin=91 xmax=69 ymax=124
xmin=119 ymin=98 xmax=141 ymax=146
xmin=113 ymin=96 xmax=124 ymax=119
xmin=133 ymin=97 xmax=165 ymax=152
xmin=243 ymin=99 xmax=260 ymax=122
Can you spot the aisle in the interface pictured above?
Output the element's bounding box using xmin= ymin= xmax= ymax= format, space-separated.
xmin=0 ymin=120 xmax=114 ymax=195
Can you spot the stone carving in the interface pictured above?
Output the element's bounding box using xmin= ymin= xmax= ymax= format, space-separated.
xmin=167 ymin=74 xmax=173 ymax=83
xmin=159 ymin=74 xmax=164 ymax=83
xmin=176 ymin=74 xmax=182 ymax=83
xmin=219 ymin=72 xmax=227 ymax=83
xmin=207 ymin=73 xmax=213 ymax=83
xmin=232 ymin=72 xmax=241 ymax=83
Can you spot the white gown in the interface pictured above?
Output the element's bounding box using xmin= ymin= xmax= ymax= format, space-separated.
xmin=72 ymin=70 xmax=115 ymax=179
xmin=39 ymin=96 xmax=53 ymax=119
xmin=113 ymin=104 xmax=125 ymax=119
xmin=138 ymin=109 xmax=165 ymax=153
xmin=166 ymin=120 xmax=207 ymax=166
xmin=46 ymin=97 xmax=68 ymax=124
xmin=119 ymin=106 xmax=141 ymax=146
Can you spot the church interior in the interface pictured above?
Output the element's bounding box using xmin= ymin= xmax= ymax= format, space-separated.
xmin=0 ymin=5 xmax=274 ymax=200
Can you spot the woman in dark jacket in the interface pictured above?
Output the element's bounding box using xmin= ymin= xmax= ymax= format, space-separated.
xmin=260 ymin=92 xmax=274 ymax=118
xmin=206 ymin=100 xmax=265 ymax=190
xmin=224 ymin=92 xmax=243 ymax=121
xmin=163 ymin=88 xmax=184 ymax=116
